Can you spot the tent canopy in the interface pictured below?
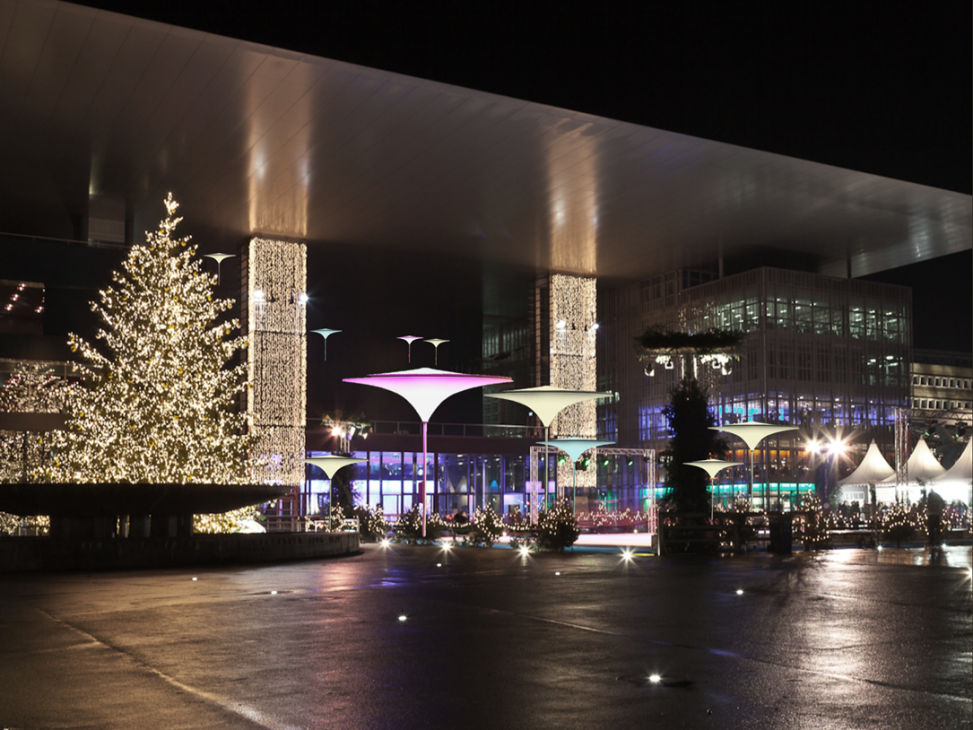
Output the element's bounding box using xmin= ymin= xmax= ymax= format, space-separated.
xmin=879 ymin=438 xmax=945 ymax=484
xmin=838 ymin=440 xmax=895 ymax=486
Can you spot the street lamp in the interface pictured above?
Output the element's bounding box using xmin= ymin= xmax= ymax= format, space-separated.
xmin=709 ymin=422 xmax=799 ymax=510
xmin=485 ymin=386 xmax=611 ymax=517
xmin=685 ymin=459 xmax=744 ymax=518
xmin=311 ymin=328 xmax=342 ymax=361
xmin=303 ymin=455 xmax=367 ymax=530
xmin=537 ymin=437 xmax=615 ymax=515
xmin=343 ymin=368 xmax=512 ymax=536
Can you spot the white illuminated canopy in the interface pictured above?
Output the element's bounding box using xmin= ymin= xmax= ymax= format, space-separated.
xmin=311 ymin=328 xmax=342 ymax=360
xmin=710 ymin=422 xmax=799 ymax=449
xmin=486 ymin=386 xmax=611 ymax=427
xmin=397 ymin=335 xmax=422 ymax=362
xmin=343 ymin=368 xmax=512 ymax=424
xmin=424 ymin=338 xmax=449 ymax=366
xmin=303 ymin=455 xmax=366 ymax=479
xmin=539 ymin=437 xmax=615 ymax=463
xmin=203 ymin=252 xmax=235 ymax=284
xmin=684 ymin=459 xmax=744 ymax=478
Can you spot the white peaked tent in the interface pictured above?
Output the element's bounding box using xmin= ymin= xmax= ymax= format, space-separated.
xmin=931 ymin=439 xmax=973 ymax=506
xmin=875 ymin=437 xmax=947 ymax=505
xmin=880 ymin=438 xmax=945 ymax=485
xmin=838 ymin=440 xmax=895 ymax=486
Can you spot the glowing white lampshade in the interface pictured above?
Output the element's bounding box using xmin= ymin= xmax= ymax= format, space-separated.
xmin=487 ymin=386 xmax=610 ymax=427
xmin=397 ymin=335 xmax=422 ymax=362
xmin=684 ymin=459 xmax=744 ymax=478
xmin=343 ymin=367 xmax=512 ymax=536
xmin=686 ymin=458 xmax=744 ymax=517
xmin=487 ymin=386 xmax=611 ymax=517
xmin=424 ymin=338 xmax=449 ymax=366
xmin=538 ymin=437 xmax=614 ymax=515
xmin=344 ymin=368 xmax=511 ymax=423
xmin=203 ymin=253 xmax=235 ymax=284
xmin=709 ymin=421 xmax=798 ymax=449
xmin=539 ymin=437 xmax=615 ymax=463
xmin=304 ymin=455 xmax=366 ymax=479
xmin=311 ymin=328 xmax=342 ymax=361
xmin=709 ymin=421 xmax=797 ymax=507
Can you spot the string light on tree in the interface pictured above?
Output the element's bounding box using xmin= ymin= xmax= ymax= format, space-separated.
xmin=50 ymin=194 xmax=256 ymax=532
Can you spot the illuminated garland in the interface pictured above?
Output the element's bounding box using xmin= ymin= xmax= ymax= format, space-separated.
xmin=45 ymin=194 xmax=256 ymax=532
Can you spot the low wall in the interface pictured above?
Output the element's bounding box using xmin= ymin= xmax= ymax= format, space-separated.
xmin=0 ymin=532 xmax=360 ymax=572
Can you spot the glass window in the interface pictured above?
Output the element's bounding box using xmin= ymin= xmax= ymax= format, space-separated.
xmin=848 ymin=303 xmax=865 ymax=339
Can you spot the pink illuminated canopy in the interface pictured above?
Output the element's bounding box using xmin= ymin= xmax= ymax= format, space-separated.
xmin=343 ymin=368 xmax=512 ymax=423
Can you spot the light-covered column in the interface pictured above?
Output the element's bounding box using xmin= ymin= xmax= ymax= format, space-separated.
xmin=246 ymin=238 xmax=307 ymax=487
xmin=549 ymin=273 xmax=599 ymax=491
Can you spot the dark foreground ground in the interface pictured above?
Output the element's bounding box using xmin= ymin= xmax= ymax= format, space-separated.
xmin=1 ymin=545 xmax=970 ymax=730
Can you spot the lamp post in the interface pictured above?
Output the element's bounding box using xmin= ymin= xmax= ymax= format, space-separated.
xmin=203 ymin=253 xmax=234 ymax=284
xmin=685 ymin=459 xmax=744 ymax=519
xmin=303 ymin=455 xmax=367 ymax=530
xmin=343 ymin=368 xmax=512 ymax=536
xmin=397 ymin=336 xmax=422 ymax=363
xmin=423 ymin=339 xmax=449 ymax=366
xmin=537 ymin=437 xmax=614 ymax=515
xmin=311 ymin=328 xmax=341 ymax=361
xmin=485 ymin=386 xmax=611 ymax=518
xmin=709 ymin=422 xmax=798 ymax=510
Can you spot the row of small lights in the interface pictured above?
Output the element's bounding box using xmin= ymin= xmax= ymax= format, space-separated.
xmin=252 ymin=290 xmax=309 ymax=304
xmin=4 ymin=283 xmax=43 ymax=314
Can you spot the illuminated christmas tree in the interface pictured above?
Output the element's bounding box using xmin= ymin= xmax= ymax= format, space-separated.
xmin=0 ymin=362 xmax=74 ymax=483
xmin=796 ymin=492 xmax=831 ymax=550
xmin=52 ymin=194 xmax=255 ymax=530
xmin=0 ymin=363 xmax=70 ymax=534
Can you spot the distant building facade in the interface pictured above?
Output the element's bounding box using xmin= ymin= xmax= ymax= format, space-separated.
xmin=602 ymin=267 xmax=912 ymax=508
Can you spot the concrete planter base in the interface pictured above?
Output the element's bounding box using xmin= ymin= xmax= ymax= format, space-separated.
xmin=0 ymin=532 xmax=360 ymax=572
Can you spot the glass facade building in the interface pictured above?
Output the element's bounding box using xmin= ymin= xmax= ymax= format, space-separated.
xmin=301 ymin=445 xmax=653 ymax=519
xmin=603 ymin=267 xmax=912 ymax=508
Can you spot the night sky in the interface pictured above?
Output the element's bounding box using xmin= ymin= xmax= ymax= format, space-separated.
xmin=72 ymin=0 xmax=972 ymax=351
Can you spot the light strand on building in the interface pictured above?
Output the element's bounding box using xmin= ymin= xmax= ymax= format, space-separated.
xmin=247 ymin=238 xmax=307 ymax=487
xmin=549 ymin=273 xmax=598 ymax=488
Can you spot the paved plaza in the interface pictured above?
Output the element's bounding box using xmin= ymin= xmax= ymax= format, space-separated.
xmin=0 ymin=544 xmax=970 ymax=729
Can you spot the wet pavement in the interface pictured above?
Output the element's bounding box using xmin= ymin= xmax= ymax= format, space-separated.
xmin=0 ymin=545 xmax=970 ymax=730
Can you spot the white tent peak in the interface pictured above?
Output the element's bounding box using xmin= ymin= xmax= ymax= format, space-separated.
xmin=880 ymin=437 xmax=945 ymax=484
xmin=839 ymin=440 xmax=895 ymax=486
xmin=934 ymin=439 xmax=972 ymax=484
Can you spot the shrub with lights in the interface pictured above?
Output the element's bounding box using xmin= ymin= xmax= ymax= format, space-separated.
xmin=881 ymin=501 xmax=914 ymax=547
xmin=795 ymin=493 xmax=831 ymax=550
xmin=45 ymin=194 xmax=257 ymax=533
xmin=394 ymin=505 xmax=443 ymax=544
xmin=471 ymin=504 xmax=505 ymax=546
xmin=350 ymin=504 xmax=391 ymax=542
xmin=537 ymin=499 xmax=580 ymax=552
